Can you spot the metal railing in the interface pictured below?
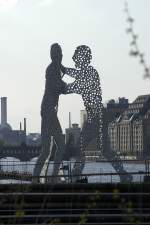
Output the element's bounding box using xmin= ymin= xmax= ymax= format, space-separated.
xmin=0 ymin=159 xmax=150 ymax=184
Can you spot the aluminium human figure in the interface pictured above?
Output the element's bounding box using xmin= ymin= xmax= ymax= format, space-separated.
xmin=62 ymin=45 xmax=131 ymax=182
xmin=33 ymin=43 xmax=67 ymax=183
xmin=61 ymin=45 xmax=103 ymax=179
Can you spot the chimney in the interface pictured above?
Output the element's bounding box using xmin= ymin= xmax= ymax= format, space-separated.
xmin=24 ymin=118 xmax=26 ymax=134
xmin=1 ymin=97 xmax=7 ymax=126
xmin=72 ymin=123 xmax=79 ymax=128
xmin=20 ymin=122 xmax=22 ymax=131
xmin=69 ymin=112 xmax=71 ymax=128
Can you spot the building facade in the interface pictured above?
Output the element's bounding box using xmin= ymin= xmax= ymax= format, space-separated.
xmin=80 ymin=110 xmax=87 ymax=128
xmin=65 ymin=123 xmax=81 ymax=160
xmin=108 ymin=95 xmax=150 ymax=157
xmin=65 ymin=123 xmax=81 ymax=147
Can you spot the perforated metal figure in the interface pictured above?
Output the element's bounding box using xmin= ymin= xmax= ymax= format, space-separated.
xmin=62 ymin=45 xmax=103 ymax=178
xmin=63 ymin=45 xmax=103 ymax=145
xmin=33 ymin=43 xmax=66 ymax=183
xmin=62 ymin=45 xmax=132 ymax=182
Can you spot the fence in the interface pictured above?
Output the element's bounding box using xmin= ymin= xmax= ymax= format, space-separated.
xmin=0 ymin=159 xmax=150 ymax=184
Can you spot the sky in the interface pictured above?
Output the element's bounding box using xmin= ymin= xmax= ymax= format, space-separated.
xmin=0 ymin=0 xmax=150 ymax=133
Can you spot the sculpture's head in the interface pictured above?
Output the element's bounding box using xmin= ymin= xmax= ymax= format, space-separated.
xmin=72 ymin=45 xmax=92 ymax=69
xmin=50 ymin=43 xmax=62 ymax=64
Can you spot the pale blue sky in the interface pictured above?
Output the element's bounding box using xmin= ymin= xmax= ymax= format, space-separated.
xmin=0 ymin=0 xmax=150 ymax=133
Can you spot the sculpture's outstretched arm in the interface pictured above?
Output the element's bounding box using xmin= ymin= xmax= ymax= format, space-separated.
xmin=62 ymin=66 xmax=81 ymax=79
xmin=66 ymin=80 xmax=82 ymax=95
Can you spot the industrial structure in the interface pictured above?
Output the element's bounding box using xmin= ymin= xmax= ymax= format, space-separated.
xmin=64 ymin=112 xmax=81 ymax=159
xmin=0 ymin=97 xmax=26 ymax=146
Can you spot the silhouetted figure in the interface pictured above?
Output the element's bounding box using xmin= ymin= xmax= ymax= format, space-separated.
xmin=62 ymin=45 xmax=103 ymax=180
xmin=33 ymin=43 xmax=66 ymax=183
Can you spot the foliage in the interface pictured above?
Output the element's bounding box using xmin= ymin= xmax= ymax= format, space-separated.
xmin=124 ymin=1 xmax=150 ymax=78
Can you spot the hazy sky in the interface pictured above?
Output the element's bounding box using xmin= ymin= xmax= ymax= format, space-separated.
xmin=0 ymin=0 xmax=150 ymax=133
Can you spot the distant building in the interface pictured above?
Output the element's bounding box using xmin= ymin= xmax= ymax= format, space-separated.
xmin=0 ymin=97 xmax=26 ymax=146
xmin=80 ymin=110 xmax=87 ymax=128
xmin=104 ymin=97 xmax=129 ymax=125
xmin=64 ymin=112 xmax=81 ymax=159
xmin=65 ymin=123 xmax=81 ymax=147
xmin=108 ymin=95 xmax=150 ymax=157
xmin=26 ymin=133 xmax=41 ymax=146
xmin=103 ymin=97 xmax=129 ymax=153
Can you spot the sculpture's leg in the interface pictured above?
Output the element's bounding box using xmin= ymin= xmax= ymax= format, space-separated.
xmin=33 ymin=115 xmax=52 ymax=183
xmin=71 ymin=114 xmax=103 ymax=182
xmin=71 ymin=119 xmax=96 ymax=182
xmin=40 ymin=136 xmax=54 ymax=183
xmin=71 ymin=146 xmax=86 ymax=182
xmin=51 ymin=115 xmax=66 ymax=183
xmin=72 ymin=112 xmax=132 ymax=183
xmin=103 ymin=142 xmax=133 ymax=182
xmin=103 ymin=117 xmax=132 ymax=182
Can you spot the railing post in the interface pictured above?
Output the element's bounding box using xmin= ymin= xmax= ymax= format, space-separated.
xmin=145 ymin=159 xmax=149 ymax=175
xmin=69 ymin=161 xmax=72 ymax=184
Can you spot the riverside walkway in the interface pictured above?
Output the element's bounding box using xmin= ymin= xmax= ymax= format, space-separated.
xmin=0 ymin=160 xmax=150 ymax=224
xmin=0 ymin=183 xmax=150 ymax=224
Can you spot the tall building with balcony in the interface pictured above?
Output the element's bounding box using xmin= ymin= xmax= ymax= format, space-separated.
xmin=103 ymin=98 xmax=129 ymax=154
xmin=108 ymin=95 xmax=150 ymax=157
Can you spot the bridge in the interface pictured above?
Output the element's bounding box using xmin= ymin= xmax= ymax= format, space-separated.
xmin=0 ymin=170 xmax=33 ymax=181
xmin=0 ymin=145 xmax=41 ymax=161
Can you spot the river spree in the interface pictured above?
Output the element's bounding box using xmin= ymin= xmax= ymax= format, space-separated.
xmin=0 ymin=157 xmax=147 ymax=184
